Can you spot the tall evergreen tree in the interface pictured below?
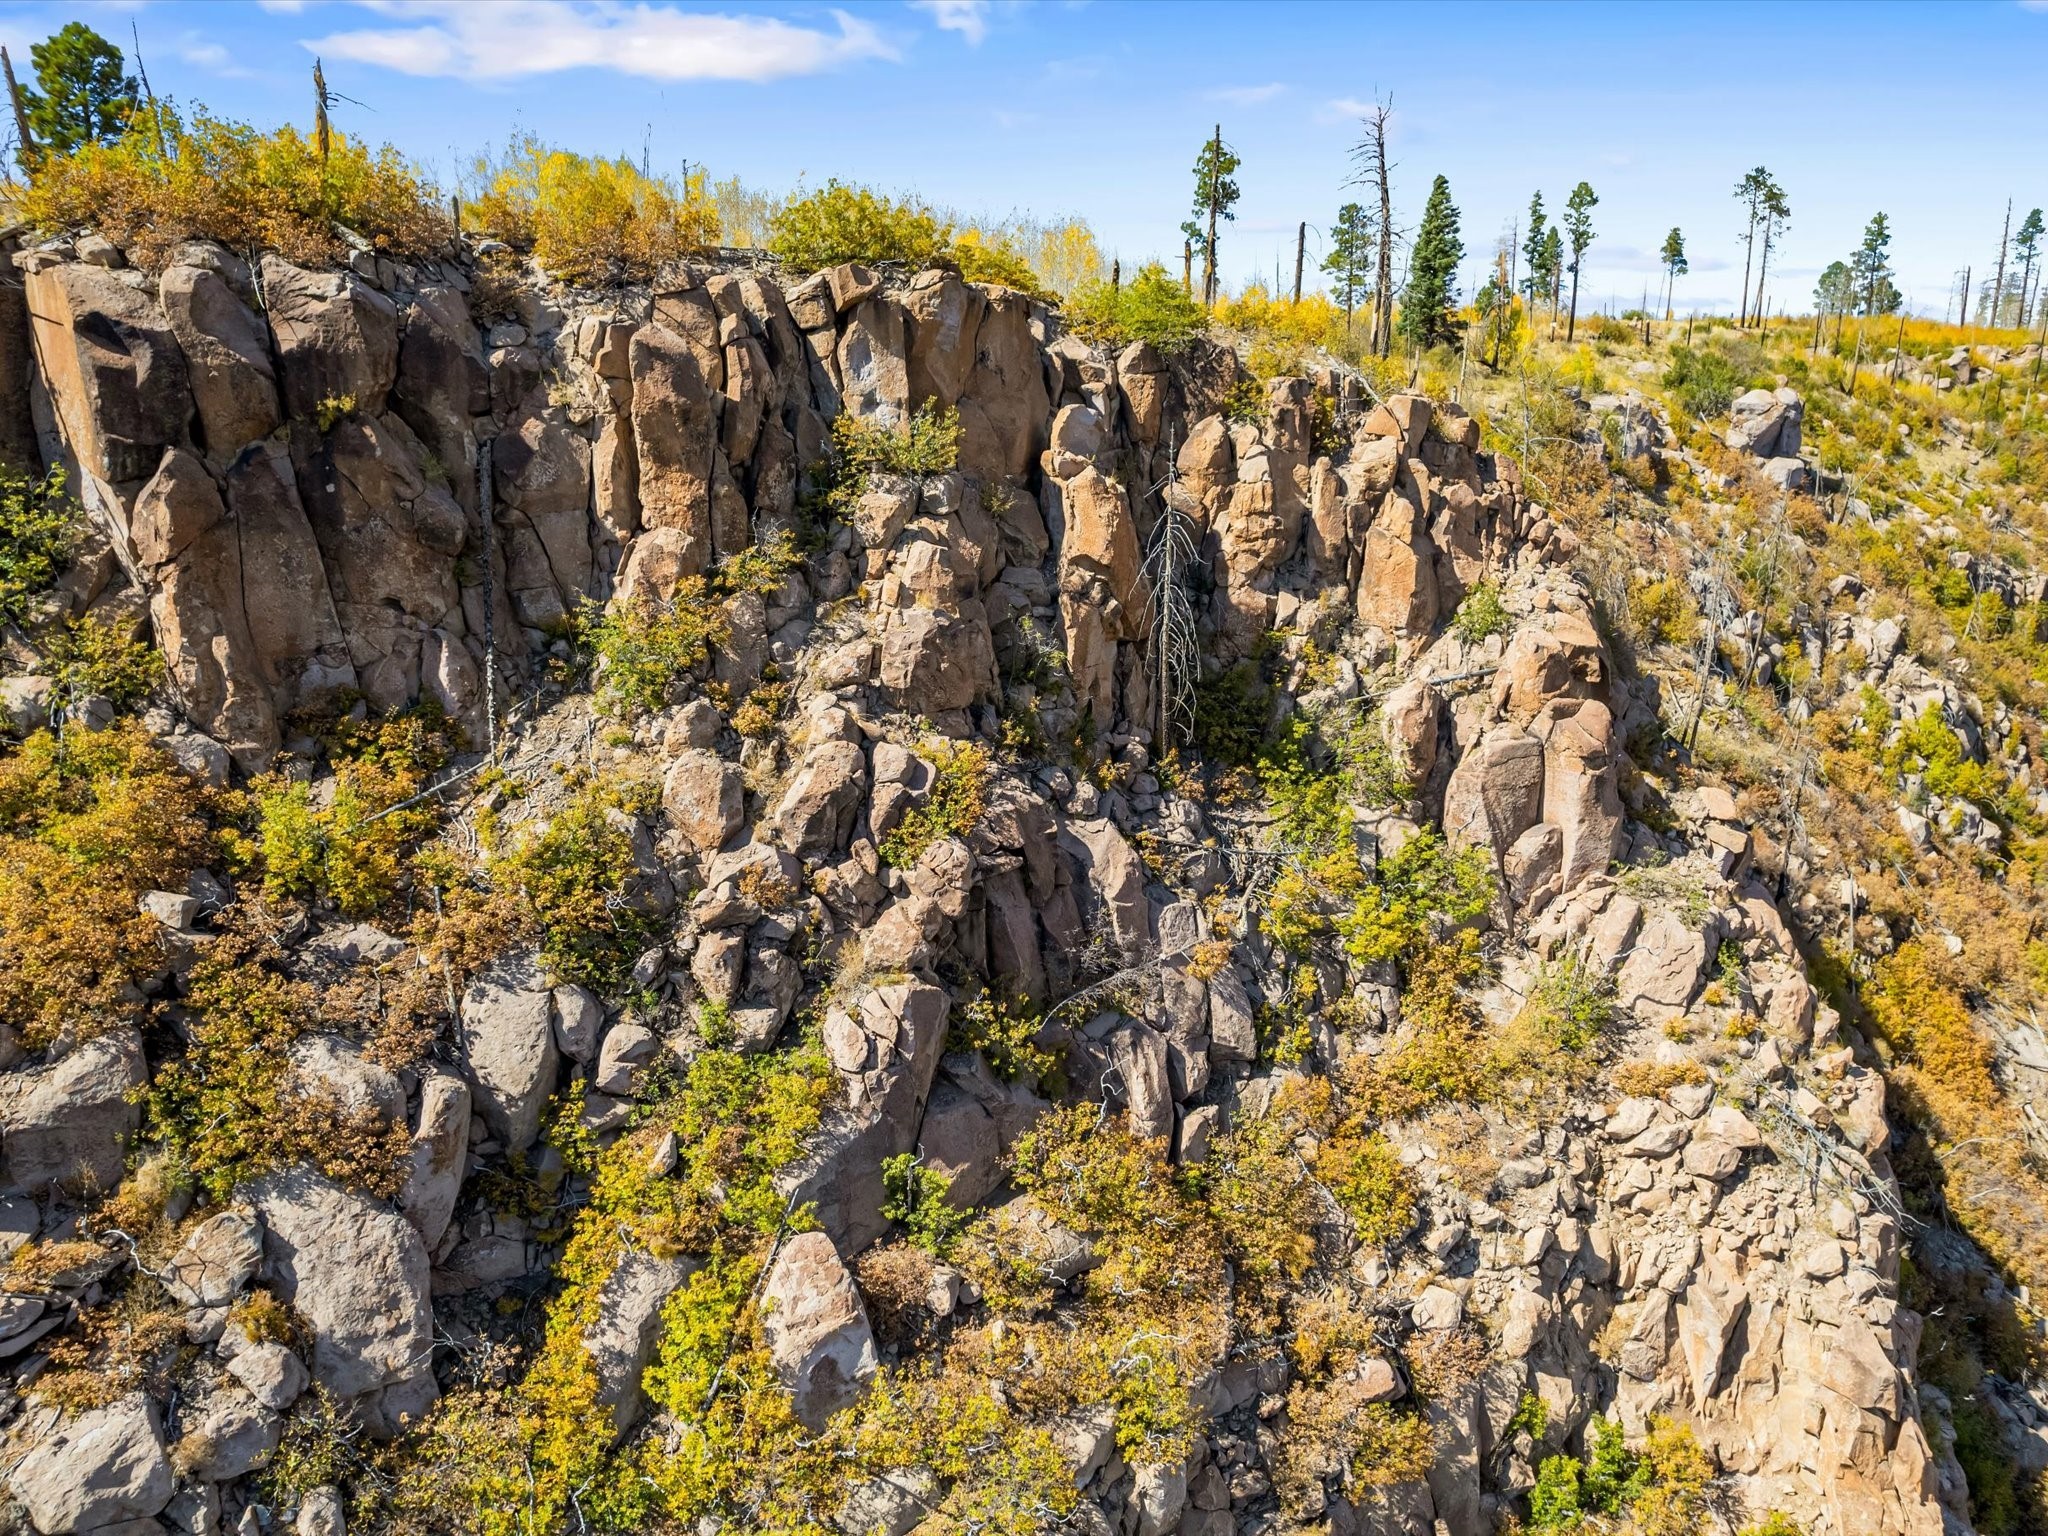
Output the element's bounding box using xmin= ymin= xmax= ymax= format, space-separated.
xmin=1539 ymin=225 xmax=1564 ymax=337
xmin=1179 ymin=126 xmax=1240 ymax=308
xmin=1733 ymin=166 xmax=1773 ymax=325
xmin=1323 ymin=202 xmax=1375 ymax=330
xmin=1852 ymin=212 xmax=1896 ymax=317
xmin=1753 ymin=182 xmax=1789 ymax=326
xmin=1397 ymin=174 xmax=1463 ymax=350
xmin=1521 ymin=192 xmax=1549 ymax=308
xmin=1562 ymin=180 xmax=1598 ymax=342
xmin=2012 ymin=207 xmax=2043 ymax=327
xmin=1814 ymin=260 xmax=1855 ymax=347
xmin=1659 ymin=228 xmax=1688 ymax=320
xmin=22 ymin=22 xmax=133 ymax=159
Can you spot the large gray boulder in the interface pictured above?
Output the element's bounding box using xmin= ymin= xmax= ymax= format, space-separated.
xmin=761 ymin=1231 xmax=876 ymax=1430
xmin=8 ymin=1396 xmax=173 ymax=1533
xmin=0 ymin=1028 xmax=145 ymax=1193
xmin=247 ymin=1168 xmax=434 ymax=1431
xmin=459 ymin=951 xmax=561 ymax=1153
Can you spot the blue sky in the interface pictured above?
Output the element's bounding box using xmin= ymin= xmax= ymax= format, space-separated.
xmin=9 ymin=1 xmax=2047 ymax=319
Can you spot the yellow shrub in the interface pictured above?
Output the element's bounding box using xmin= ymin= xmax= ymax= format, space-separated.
xmin=0 ymin=723 xmax=215 ymax=1050
xmin=20 ymin=107 xmax=449 ymax=270
xmin=465 ymin=135 xmax=718 ymax=284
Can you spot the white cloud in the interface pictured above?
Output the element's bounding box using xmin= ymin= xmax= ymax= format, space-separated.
xmin=179 ymin=36 xmax=258 ymax=77
xmin=259 ymin=0 xmax=310 ymax=12
xmin=1323 ymin=96 xmax=1377 ymax=121
xmin=1207 ymin=81 xmax=1286 ymax=106
xmin=305 ymin=2 xmax=898 ymax=84
xmin=911 ymin=0 xmax=989 ymax=44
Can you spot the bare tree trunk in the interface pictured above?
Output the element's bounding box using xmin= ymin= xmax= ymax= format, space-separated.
xmin=1567 ymin=262 xmax=1581 ymax=342
xmin=1756 ymin=220 xmax=1776 ymax=332
xmin=2 ymin=48 xmax=35 ymax=172
xmin=1182 ymin=239 xmax=1192 ymax=297
xmin=1356 ymin=100 xmax=1394 ymax=358
xmin=314 ymin=57 xmax=332 ymax=165
xmin=1739 ymin=211 xmax=1758 ymax=327
xmin=1292 ymin=221 xmax=1305 ymax=305
xmin=1203 ymin=123 xmax=1221 ymax=308
xmin=1993 ymin=198 xmax=2012 ymax=329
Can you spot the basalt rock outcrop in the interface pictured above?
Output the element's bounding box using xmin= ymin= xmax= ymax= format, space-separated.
xmin=0 ymin=234 xmax=1960 ymax=1536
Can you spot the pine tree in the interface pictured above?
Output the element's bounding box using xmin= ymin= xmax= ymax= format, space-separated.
xmin=1659 ymin=228 xmax=1688 ymax=320
xmin=1521 ymin=192 xmax=1549 ymax=308
xmin=22 ymin=22 xmax=133 ymax=159
xmin=1852 ymin=213 xmax=1896 ymax=317
xmin=1540 ymin=225 xmax=1564 ymax=338
xmin=1562 ymin=181 xmax=1597 ymax=342
xmin=1179 ymin=126 xmax=1241 ymax=308
xmin=1323 ymin=202 xmax=1375 ymax=330
xmin=1397 ymin=174 xmax=1463 ymax=350
xmin=2012 ymin=207 xmax=2043 ymax=327
xmin=1814 ymin=261 xmax=1854 ymax=347
xmin=1733 ymin=167 xmax=1773 ymax=326
xmin=1754 ymin=182 xmax=1789 ymax=326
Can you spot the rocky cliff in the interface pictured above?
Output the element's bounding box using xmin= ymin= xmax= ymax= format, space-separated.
xmin=0 ymin=233 xmax=1977 ymax=1536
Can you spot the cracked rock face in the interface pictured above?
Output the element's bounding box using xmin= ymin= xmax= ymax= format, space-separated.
xmin=0 ymin=234 xmax=1996 ymax=1536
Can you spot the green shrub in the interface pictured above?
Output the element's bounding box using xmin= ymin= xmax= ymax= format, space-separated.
xmin=878 ymin=739 xmax=990 ymax=868
xmin=0 ymin=466 xmax=77 ymax=625
xmin=581 ymin=575 xmax=727 ymax=717
xmin=1450 ymin=581 xmax=1511 ymax=645
xmin=47 ymin=612 xmax=163 ymax=711
xmin=881 ymin=1153 xmax=968 ymax=1255
xmin=1314 ymin=1127 xmax=1417 ymax=1245
xmin=1063 ymin=262 xmax=1208 ymax=354
xmin=492 ymin=778 xmax=660 ymax=993
xmin=768 ymin=180 xmax=949 ymax=272
xmin=0 ymin=723 xmax=214 ymax=1050
xmin=253 ymin=707 xmax=452 ymax=917
xmin=948 ymin=990 xmax=1060 ymax=1088
xmin=1663 ymin=344 xmax=1746 ymax=419
xmin=1192 ymin=662 xmax=1271 ymax=768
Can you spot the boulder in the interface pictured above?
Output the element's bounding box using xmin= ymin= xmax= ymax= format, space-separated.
xmin=1358 ymin=483 xmax=1437 ymax=636
xmin=158 ymin=261 xmax=281 ymax=458
xmin=228 ymin=1341 xmax=310 ymax=1412
xmin=162 ymin=1208 xmax=263 ymax=1308
xmin=401 ymin=1071 xmax=471 ymax=1250
xmin=8 ymin=1395 xmax=173 ymax=1533
xmin=248 ymin=1168 xmax=434 ymax=1427
xmin=0 ymin=1027 xmax=145 ymax=1192
xmin=917 ymin=1080 xmax=1002 ymax=1209
xmin=761 ymin=1231 xmax=877 ymax=1430
xmin=18 ymin=257 xmax=191 ymax=493
xmin=1058 ymin=818 xmax=1150 ymax=960
xmin=1380 ymin=679 xmax=1441 ymax=786
xmin=767 ymin=739 xmax=868 ymax=857
xmin=781 ymin=981 xmax=950 ymax=1252
xmin=172 ymin=1379 xmax=280 ymax=1481
xmin=837 ymin=297 xmax=910 ymax=424
xmin=459 ymin=951 xmax=561 ymax=1153
xmin=1442 ymin=727 xmax=1545 ymax=865
xmin=955 ymin=290 xmax=1049 ymax=478
xmin=1108 ymin=1019 xmax=1173 ymax=1140
xmin=664 ymin=749 xmax=745 ymax=855
xmin=1614 ymin=910 xmax=1712 ymax=1022
xmin=259 ymin=255 xmax=399 ymax=420
xmin=876 ymin=603 xmax=998 ymax=713
xmin=584 ymin=1247 xmax=697 ymax=1436
xmin=629 ymin=322 xmax=717 ymax=574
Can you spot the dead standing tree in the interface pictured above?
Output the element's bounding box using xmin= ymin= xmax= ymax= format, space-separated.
xmin=1350 ymin=97 xmax=1396 ymax=358
xmin=1141 ymin=437 xmax=1201 ymax=755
